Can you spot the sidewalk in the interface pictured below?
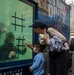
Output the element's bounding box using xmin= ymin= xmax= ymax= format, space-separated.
xmin=48 ymin=71 xmax=72 ymax=75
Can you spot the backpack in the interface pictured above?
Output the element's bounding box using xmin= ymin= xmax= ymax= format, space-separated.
xmin=50 ymin=36 xmax=63 ymax=52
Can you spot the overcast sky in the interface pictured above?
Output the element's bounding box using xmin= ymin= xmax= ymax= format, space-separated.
xmin=66 ymin=0 xmax=74 ymax=3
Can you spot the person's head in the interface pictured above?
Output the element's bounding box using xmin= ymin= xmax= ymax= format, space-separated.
xmin=4 ymin=32 xmax=14 ymax=46
xmin=33 ymin=42 xmax=46 ymax=53
xmin=29 ymin=20 xmax=48 ymax=34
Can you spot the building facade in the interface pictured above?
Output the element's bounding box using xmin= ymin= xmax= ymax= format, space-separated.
xmin=48 ymin=0 xmax=71 ymax=40
xmin=33 ymin=0 xmax=71 ymax=40
xmin=69 ymin=3 xmax=74 ymax=39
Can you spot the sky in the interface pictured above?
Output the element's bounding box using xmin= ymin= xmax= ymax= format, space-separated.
xmin=66 ymin=0 xmax=74 ymax=3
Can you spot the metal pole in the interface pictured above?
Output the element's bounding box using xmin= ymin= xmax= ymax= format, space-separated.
xmin=72 ymin=51 xmax=74 ymax=75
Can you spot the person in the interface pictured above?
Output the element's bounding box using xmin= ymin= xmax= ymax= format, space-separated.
xmin=25 ymin=35 xmax=49 ymax=75
xmin=29 ymin=21 xmax=50 ymax=75
xmin=0 ymin=32 xmax=27 ymax=61
xmin=39 ymin=34 xmax=50 ymax=75
xmin=26 ymin=42 xmax=45 ymax=75
xmin=29 ymin=20 xmax=70 ymax=75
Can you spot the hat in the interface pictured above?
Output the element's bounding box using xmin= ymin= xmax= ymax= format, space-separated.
xmin=29 ymin=20 xmax=47 ymax=28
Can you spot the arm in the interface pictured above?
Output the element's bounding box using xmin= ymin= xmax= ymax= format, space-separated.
xmin=39 ymin=36 xmax=51 ymax=45
xmin=39 ymin=34 xmax=50 ymax=45
xmin=30 ymin=55 xmax=42 ymax=71
xmin=14 ymin=46 xmax=27 ymax=55
xmin=25 ymin=43 xmax=33 ymax=50
xmin=8 ymin=51 xmax=16 ymax=59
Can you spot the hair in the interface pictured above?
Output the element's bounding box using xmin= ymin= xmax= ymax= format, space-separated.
xmin=34 ymin=42 xmax=46 ymax=52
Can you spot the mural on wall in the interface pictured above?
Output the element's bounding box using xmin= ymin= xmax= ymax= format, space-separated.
xmin=0 ymin=0 xmax=34 ymax=62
